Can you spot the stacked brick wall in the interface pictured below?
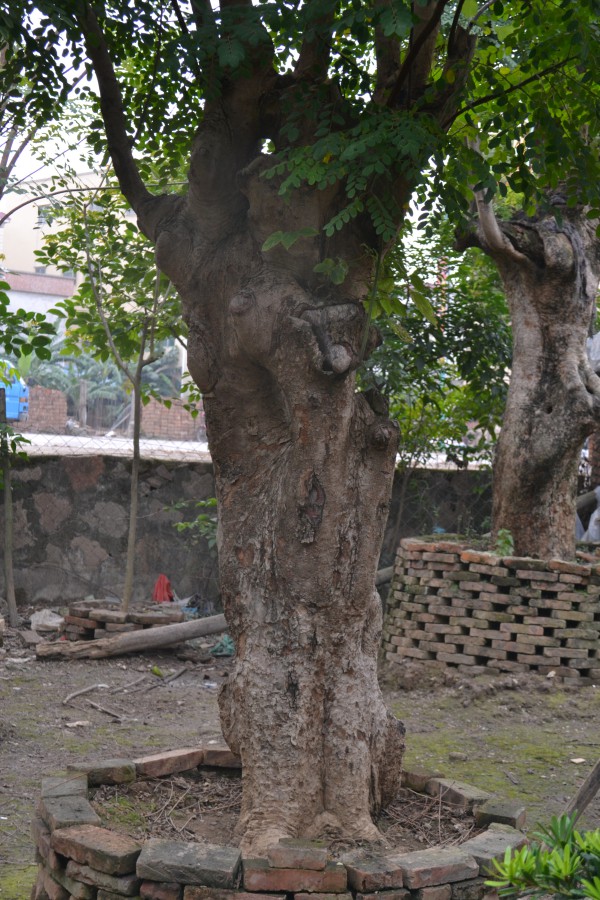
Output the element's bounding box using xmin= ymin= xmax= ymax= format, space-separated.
xmin=27 ymin=385 xmax=68 ymax=432
xmin=140 ymin=396 xmax=205 ymax=441
xmin=382 ymin=538 xmax=600 ymax=684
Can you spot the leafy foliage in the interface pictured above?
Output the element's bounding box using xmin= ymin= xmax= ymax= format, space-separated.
xmin=487 ymin=814 xmax=600 ymax=899
xmin=0 ymin=286 xmax=55 ymax=360
xmin=363 ymin=224 xmax=511 ymax=471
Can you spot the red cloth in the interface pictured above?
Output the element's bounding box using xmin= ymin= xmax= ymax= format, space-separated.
xmin=152 ymin=574 xmax=174 ymax=603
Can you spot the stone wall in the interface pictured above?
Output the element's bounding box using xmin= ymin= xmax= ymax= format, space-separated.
xmin=0 ymin=455 xmax=218 ymax=610
xmin=383 ymin=539 xmax=600 ymax=684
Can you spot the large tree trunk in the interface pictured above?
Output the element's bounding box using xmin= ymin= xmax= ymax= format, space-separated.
xmin=148 ymin=136 xmax=406 ymax=853
xmin=208 ymin=290 xmax=404 ymax=853
xmin=480 ymin=207 xmax=600 ymax=559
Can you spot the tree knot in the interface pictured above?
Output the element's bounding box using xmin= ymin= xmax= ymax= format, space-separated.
xmin=297 ymin=471 xmax=326 ymax=544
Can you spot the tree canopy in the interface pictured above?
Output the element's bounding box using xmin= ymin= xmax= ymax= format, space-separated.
xmin=3 ymin=0 xmax=600 ymax=856
xmin=2 ymin=1 xmax=599 ymax=248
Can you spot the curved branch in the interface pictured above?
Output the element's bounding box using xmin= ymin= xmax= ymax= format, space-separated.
xmin=295 ymin=0 xmax=335 ymax=81
xmin=77 ymin=5 xmax=154 ymax=216
xmin=387 ymin=1 xmax=448 ymax=108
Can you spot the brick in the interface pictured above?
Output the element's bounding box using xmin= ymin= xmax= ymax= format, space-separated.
xmin=134 ymin=748 xmax=205 ymax=777
xmin=474 ymin=800 xmax=526 ymax=830
xmin=502 ymin=557 xmax=548 ymax=570
xmin=548 ymin=560 xmax=591 ymax=576
xmin=414 ymin=886 xmax=452 ymax=900
xmin=402 ymin=768 xmax=445 ymax=793
xmin=106 ymin=621 xmax=138 ymax=632
xmin=425 ymin=779 xmax=491 ymax=810
xmin=499 ymin=622 xmax=543 ymax=636
xmin=450 ymin=877 xmax=489 ymax=900
xmin=38 ymin=795 xmax=101 ymax=832
xmin=66 ymin=859 xmax=141 ymax=895
xmin=460 ymin=582 xmax=488 ymax=593
xmin=142 ymin=880 xmax=184 ymax=899
xmin=436 ymin=542 xmax=468 ymax=553
xmin=64 ymin=614 xmax=100 ymax=629
xmin=436 ymin=652 xmax=478 ymax=665
xmin=356 ymin=891 xmax=410 ymax=900
xmin=342 ymin=853 xmax=404 ymax=890
xmin=89 ymin=608 xmax=129 ymax=624
xmin=42 ymin=865 xmax=96 ymax=900
xmin=490 ymin=576 xmax=520 ymax=587
xmin=267 ymin=838 xmax=328 ymax=871
xmin=202 ymin=748 xmax=241 ymax=769
xmin=391 ymin=848 xmax=478 ymax=889
xmin=516 ymin=570 xmax=557 ymax=582
xmin=68 ymin=759 xmax=136 ymax=787
xmin=41 ymin=775 xmax=89 ymax=799
xmin=39 ymin=865 xmax=70 ymax=900
xmin=32 ymin=817 xmax=64 ymax=871
xmin=460 ymin=551 xmax=500 ymax=566
xmin=471 ymin=565 xmax=509 ymax=577
xmin=51 ymin=824 xmax=142 ymax=875
xmin=129 ymin=609 xmax=185 ymax=625
xmin=138 ymin=840 xmax=241 ymax=888
xmin=183 ymin=891 xmax=281 ymax=900
xmin=523 ymin=615 xmax=566 ymax=627
xmin=459 ymin=824 xmax=527 ymax=876
xmin=243 ymin=859 xmax=347 ymax=893
xmin=472 ymin=610 xmax=512 ymax=623
xmin=296 ymin=894 xmax=353 ymax=900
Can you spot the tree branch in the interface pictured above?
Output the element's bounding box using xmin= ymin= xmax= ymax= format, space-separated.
xmin=451 ymin=57 xmax=574 ymax=124
xmin=374 ymin=0 xmax=401 ymax=104
xmin=387 ymin=1 xmax=448 ymax=108
xmin=77 ymin=5 xmax=152 ymax=216
xmin=295 ymin=1 xmax=335 ymax=81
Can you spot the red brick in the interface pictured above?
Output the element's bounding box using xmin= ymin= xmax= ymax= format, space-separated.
xmin=415 ymin=886 xmax=452 ymax=900
xmin=460 ymin=551 xmax=501 ymax=566
xmin=243 ymin=859 xmax=347 ymax=892
xmin=342 ymin=853 xmax=404 ymax=890
xmin=267 ymin=839 xmax=328 ymax=871
xmin=202 ymin=747 xmax=242 ymax=768
xmin=548 ymin=560 xmax=591 ymax=576
xmin=134 ymin=748 xmax=205 ymax=777
xmin=51 ymin=824 xmax=141 ymax=875
xmin=64 ymin=615 xmax=100 ymax=629
xmin=183 ymin=892 xmax=281 ymax=900
xmin=141 ymin=881 xmax=183 ymax=899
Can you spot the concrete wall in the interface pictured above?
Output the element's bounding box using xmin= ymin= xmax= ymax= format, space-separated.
xmin=0 ymin=455 xmax=218 ymax=611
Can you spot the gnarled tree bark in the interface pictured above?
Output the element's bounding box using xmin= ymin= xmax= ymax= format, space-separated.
xmin=464 ymin=197 xmax=600 ymax=560
xmin=78 ymin=0 xmax=475 ymax=855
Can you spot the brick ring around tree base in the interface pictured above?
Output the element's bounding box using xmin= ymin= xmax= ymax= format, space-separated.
xmin=31 ymin=745 xmax=528 ymax=900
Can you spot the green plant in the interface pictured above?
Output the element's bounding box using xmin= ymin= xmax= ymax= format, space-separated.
xmin=171 ymin=498 xmax=218 ymax=551
xmin=494 ymin=528 xmax=515 ymax=556
xmin=487 ymin=814 xmax=600 ymax=899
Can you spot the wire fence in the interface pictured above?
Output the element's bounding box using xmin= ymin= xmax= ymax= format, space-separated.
xmin=22 ymin=431 xmax=211 ymax=463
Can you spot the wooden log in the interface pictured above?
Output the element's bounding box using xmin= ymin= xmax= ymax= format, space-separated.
xmin=564 ymin=758 xmax=600 ymax=824
xmin=36 ymin=614 xmax=227 ymax=660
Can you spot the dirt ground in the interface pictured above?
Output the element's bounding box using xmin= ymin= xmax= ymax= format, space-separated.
xmin=1 ymin=617 xmax=599 ymax=898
